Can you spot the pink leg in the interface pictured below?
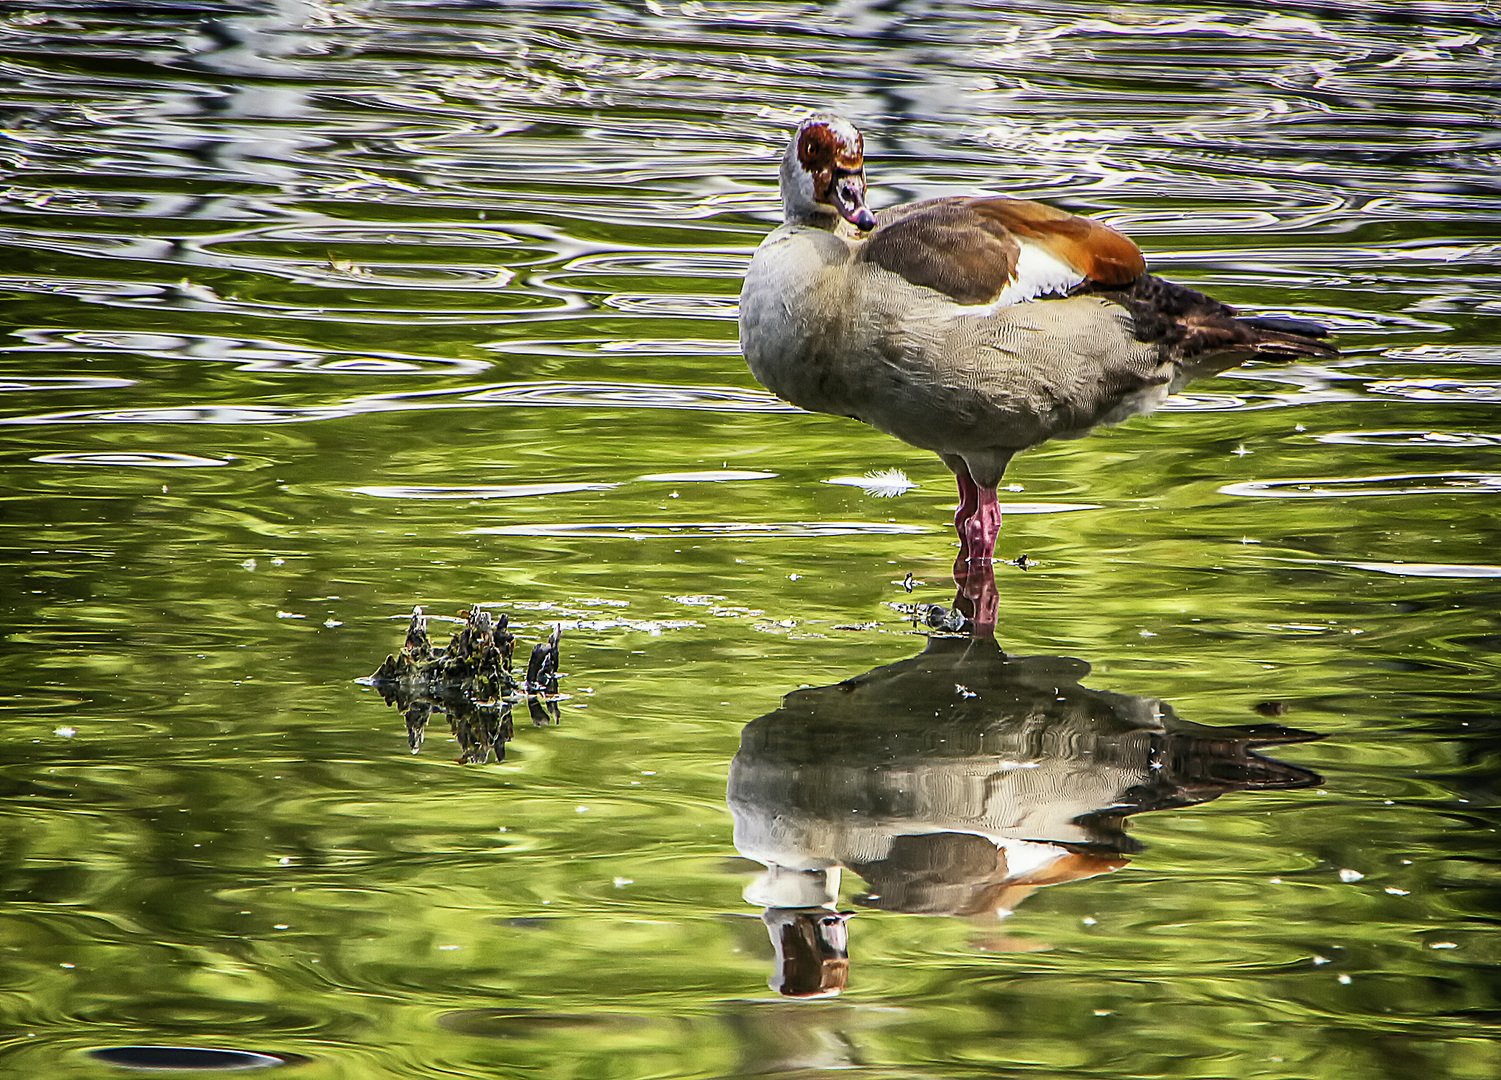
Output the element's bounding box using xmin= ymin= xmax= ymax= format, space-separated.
xmin=953 ymin=471 xmax=980 ymax=543
xmin=960 ymin=484 xmax=1002 ymax=565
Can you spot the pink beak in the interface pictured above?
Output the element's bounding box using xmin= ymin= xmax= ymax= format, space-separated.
xmin=831 ymin=173 xmax=875 ymax=231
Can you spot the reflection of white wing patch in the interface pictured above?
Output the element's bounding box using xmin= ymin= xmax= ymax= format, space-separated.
xmin=992 ymin=243 xmax=1085 ymax=307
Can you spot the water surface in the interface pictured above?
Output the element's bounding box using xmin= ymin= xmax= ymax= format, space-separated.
xmin=1 ymin=2 xmax=1498 ymax=1077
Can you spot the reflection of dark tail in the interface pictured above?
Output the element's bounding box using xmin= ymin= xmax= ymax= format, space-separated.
xmin=1121 ymin=724 xmax=1323 ymax=814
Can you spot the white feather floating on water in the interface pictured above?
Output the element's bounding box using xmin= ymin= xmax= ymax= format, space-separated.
xmin=824 ymin=468 xmax=918 ymax=498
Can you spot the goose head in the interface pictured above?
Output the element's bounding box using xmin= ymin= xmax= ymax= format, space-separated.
xmin=779 ymin=114 xmax=876 ymax=232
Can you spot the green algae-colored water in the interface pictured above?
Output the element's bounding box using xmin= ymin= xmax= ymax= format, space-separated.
xmin=1 ymin=2 xmax=1498 ymax=1077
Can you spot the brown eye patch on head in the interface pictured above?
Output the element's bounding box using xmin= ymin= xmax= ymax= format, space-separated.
xmin=797 ymin=122 xmax=864 ymax=202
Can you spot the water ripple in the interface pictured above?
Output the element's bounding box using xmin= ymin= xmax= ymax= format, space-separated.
xmin=31 ymin=451 xmax=229 ymax=468
xmin=354 ymin=483 xmax=616 ymax=500
xmin=602 ymin=294 xmax=739 ymax=318
xmin=1222 ymin=473 xmax=1501 ymax=499
xmin=635 ymin=470 xmax=776 ymax=483
xmin=456 ymin=381 xmax=791 ymax=412
xmin=1368 ymin=379 xmax=1501 ymax=403
xmin=1314 ymin=430 xmax=1501 ymax=449
xmin=0 ymin=381 xmax=794 ymax=426
xmin=1345 ymin=561 xmax=1501 ymax=579
xmin=498 ymin=338 xmax=736 ymax=358
xmin=6 ymin=329 xmax=491 ymax=377
xmin=0 ymin=375 xmax=134 ymax=393
xmin=472 ymin=521 xmax=928 ymax=539
xmin=1382 ymin=344 xmax=1501 ymax=366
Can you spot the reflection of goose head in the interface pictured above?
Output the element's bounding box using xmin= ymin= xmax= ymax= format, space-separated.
xmin=761 ymin=908 xmax=854 ymax=999
xmin=729 ymin=635 xmax=1321 ymax=991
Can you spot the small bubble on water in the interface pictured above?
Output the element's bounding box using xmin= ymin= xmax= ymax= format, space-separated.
xmin=1338 ymin=868 xmax=1365 ymax=883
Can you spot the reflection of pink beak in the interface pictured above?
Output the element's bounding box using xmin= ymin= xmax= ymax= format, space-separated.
xmin=831 ymin=173 xmax=875 ymax=231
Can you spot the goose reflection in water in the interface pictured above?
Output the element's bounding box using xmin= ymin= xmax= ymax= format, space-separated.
xmin=728 ymin=622 xmax=1321 ymax=997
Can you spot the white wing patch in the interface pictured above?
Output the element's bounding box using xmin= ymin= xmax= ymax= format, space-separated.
xmin=991 ymin=242 xmax=1086 ymax=307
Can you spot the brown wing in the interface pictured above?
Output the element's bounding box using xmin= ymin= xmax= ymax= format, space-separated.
xmin=860 ymin=196 xmax=1145 ymax=305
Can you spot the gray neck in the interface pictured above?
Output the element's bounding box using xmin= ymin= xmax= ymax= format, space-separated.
xmin=779 ymin=144 xmax=837 ymax=229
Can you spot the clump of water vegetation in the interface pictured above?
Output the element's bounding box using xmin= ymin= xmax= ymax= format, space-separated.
xmin=369 ymin=606 xmax=564 ymax=762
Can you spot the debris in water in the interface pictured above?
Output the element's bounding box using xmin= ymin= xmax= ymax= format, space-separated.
xmin=370 ymin=605 xmax=518 ymax=701
xmin=526 ymin=624 xmax=562 ymax=695
xmin=367 ymin=606 xmax=565 ymax=763
xmin=826 ymin=468 xmax=917 ymax=498
xmin=910 ymin=603 xmax=967 ymax=634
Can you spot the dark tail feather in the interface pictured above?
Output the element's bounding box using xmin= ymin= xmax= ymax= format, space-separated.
xmin=1236 ymin=314 xmax=1339 ymax=361
xmin=1239 ymin=314 xmax=1330 ymax=339
xmin=1098 ymin=275 xmax=1340 ymax=369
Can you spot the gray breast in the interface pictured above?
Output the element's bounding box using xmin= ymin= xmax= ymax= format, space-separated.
xmin=740 ymin=229 xmax=1173 ymax=464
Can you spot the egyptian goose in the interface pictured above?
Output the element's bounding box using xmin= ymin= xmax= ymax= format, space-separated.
xmin=739 ymin=114 xmax=1337 ymax=569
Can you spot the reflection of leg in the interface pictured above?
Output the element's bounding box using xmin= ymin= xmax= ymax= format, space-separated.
xmin=952 ymin=558 xmax=999 ymax=639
